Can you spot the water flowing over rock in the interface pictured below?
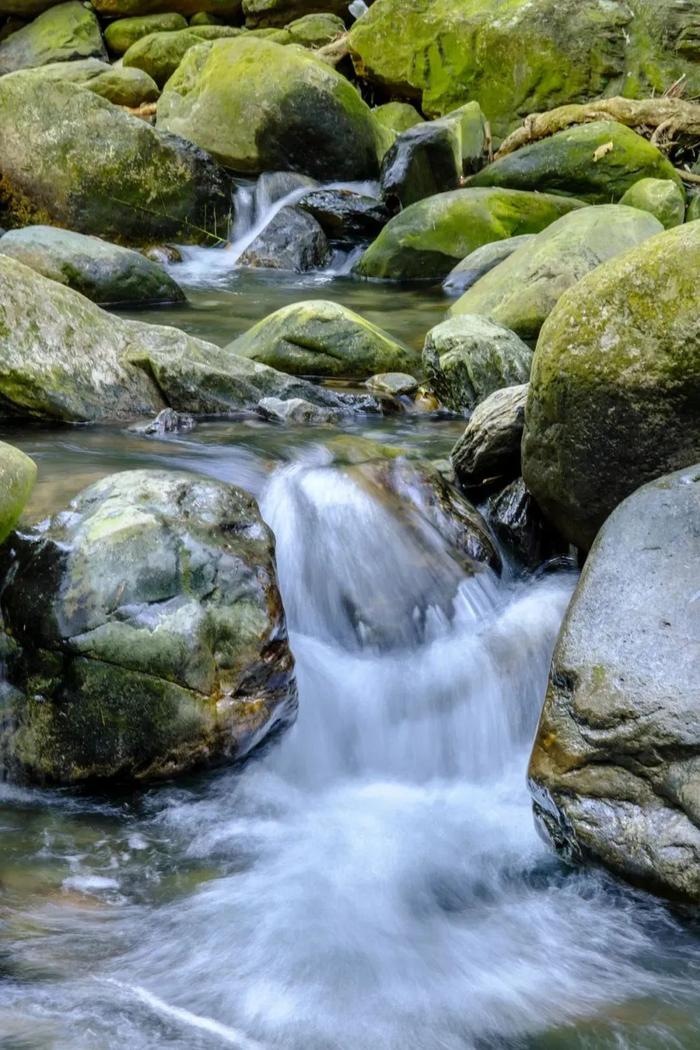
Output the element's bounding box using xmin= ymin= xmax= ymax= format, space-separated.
xmin=237 ymin=206 xmax=330 ymax=271
xmin=529 ymin=465 xmax=700 ymax=902
xmin=354 ymin=188 xmax=583 ymax=281
xmin=522 ymin=221 xmax=700 ymax=550
xmin=0 ymin=225 xmax=185 ymax=305
xmin=0 ymin=470 xmax=297 ymax=784
xmin=449 ymin=205 xmax=663 ymax=341
xmin=156 ymin=37 xmax=384 ymax=179
xmin=0 ymin=73 xmax=232 ymax=244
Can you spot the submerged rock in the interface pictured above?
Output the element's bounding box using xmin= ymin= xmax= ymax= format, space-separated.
xmin=423 ymin=316 xmax=532 ymax=413
xmin=449 ymin=205 xmax=663 ymax=342
xmin=131 ymin=408 xmax=196 ymax=434
xmin=522 ymin=221 xmax=700 ymax=550
xmin=237 ymin=206 xmax=330 ymax=272
xmin=0 ymin=1 xmax=105 ymax=74
xmin=0 ymin=470 xmax=297 ymax=784
xmin=354 ymin=188 xmax=582 ymax=281
xmin=0 ymin=441 xmax=36 ymax=544
xmin=0 ymin=225 xmax=185 ymax=305
xmin=228 ymin=299 xmax=420 ymax=379
xmin=451 ymin=384 xmax=528 ymax=493
xmin=157 ymin=37 xmax=383 ymax=180
xmin=529 ymin=465 xmax=700 ymax=902
xmin=470 ymin=122 xmax=681 ymax=203
xmin=618 ymin=177 xmax=686 ymax=230
xmin=443 ymin=235 xmax=535 ymax=295
xmin=0 ymin=255 xmax=377 ymax=422
xmin=0 ymin=74 xmax=232 ymax=244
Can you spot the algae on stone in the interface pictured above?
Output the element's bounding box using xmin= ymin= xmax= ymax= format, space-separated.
xmin=0 ymin=441 xmax=37 ymax=543
xmin=0 ymin=1 xmax=105 ymax=74
xmin=618 ymin=178 xmax=686 ymax=230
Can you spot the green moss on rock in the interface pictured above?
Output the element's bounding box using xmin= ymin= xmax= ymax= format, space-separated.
xmin=0 ymin=440 xmax=36 ymax=543
xmin=618 ymin=177 xmax=686 ymax=229
xmin=0 ymin=0 xmax=105 ymax=74
xmin=104 ymin=12 xmax=188 ymax=55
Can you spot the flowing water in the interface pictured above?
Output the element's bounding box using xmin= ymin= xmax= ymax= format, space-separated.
xmin=2 ymin=241 xmax=700 ymax=1049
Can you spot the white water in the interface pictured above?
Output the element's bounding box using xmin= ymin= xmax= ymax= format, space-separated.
xmin=3 ymin=451 xmax=699 ymax=1049
xmin=171 ymin=177 xmax=380 ymax=287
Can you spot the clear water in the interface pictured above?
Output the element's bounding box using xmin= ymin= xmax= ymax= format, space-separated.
xmin=2 ymin=261 xmax=700 ymax=1050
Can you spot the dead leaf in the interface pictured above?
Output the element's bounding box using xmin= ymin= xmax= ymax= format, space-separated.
xmin=593 ymin=141 xmax=614 ymax=162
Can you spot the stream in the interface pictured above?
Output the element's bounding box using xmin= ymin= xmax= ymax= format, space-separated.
xmin=2 ymin=208 xmax=700 ymax=1049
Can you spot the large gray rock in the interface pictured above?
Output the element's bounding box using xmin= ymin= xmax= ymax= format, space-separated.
xmin=451 ymin=384 xmax=527 ymax=493
xmin=529 ymin=465 xmax=700 ymax=902
xmin=443 ymin=235 xmax=535 ymax=295
xmin=237 ymin=206 xmax=329 ymax=272
xmin=423 ymin=315 xmax=532 ymax=413
xmin=449 ymin=205 xmax=663 ymax=341
xmin=0 ymin=470 xmax=298 ymax=784
xmin=522 ymin=221 xmax=700 ymax=551
xmin=0 ymin=225 xmax=184 ymax=305
xmin=228 ymin=299 xmax=421 ymax=379
xmin=0 ymin=74 xmax=232 ymax=245
xmin=0 ymin=255 xmax=376 ymax=421
xmin=0 ymin=1 xmax=105 ymax=74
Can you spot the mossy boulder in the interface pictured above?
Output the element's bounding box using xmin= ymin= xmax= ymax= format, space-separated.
xmin=423 ymin=315 xmax=531 ymax=413
xmin=242 ymin=0 xmax=346 ymax=28
xmin=373 ymin=101 xmax=424 ymax=135
xmin=618 ymin=177 xmax=686 ymax=230
xmin=92 ymin=0 xmax=241 ymax=17
xmin=470 ymin=122 xmax=681 ymax=203
xmin=450 ymin=205 xmax=663 ymax=341
xmin=285 ymin=11 xmax=343 ymax=46
xmin=0 ymin=1 xmax=105 ymax=73
xmin=0 ymin=470 xmax=297 ymax=784
xmin=0 ymin=441 xmax=37 ymax=543
xmin=348 ymin=0 xmax=700 ymax=137
xmin=354 ymin=187 xmax=583 ymax=281
xmin=0 ymin=55 xmax=160 ymax=105
xmin=688 ymin=195 xmax=700 ymax=223
xmin=0 ymin=0 xmax=64 ymax=15
xmin=104 ymin=12 xmax=188 ymax=55
xmin=228 ymin=299 xmax=420 ymax=379
xmin=522 ymin=222 xmax=700 ymax=550
xmin=528 ymin=465 xmax=700 ymax=902
xmin=443 ymin=234 xmax=534 ymax=295
xmin=0 ymin=73 xmax=232 ymax=244
xmin=0 ymin=254 xmax=377 ymax=421
xmin=122 ymin=24 xmax=242 ymax=86
xmin=0 ymin=225 xmax=185 ymax=305
xmin=157 ymin=36 xmax=383 ymax=178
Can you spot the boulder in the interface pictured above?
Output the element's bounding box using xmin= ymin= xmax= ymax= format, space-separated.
xmin=443 ymin=234 xmax=535 ymax=295
xmin=470 ymin=121 xmax=681 ymax=204
xmin=423 ymin=315 xmax=532 ymax=412
xmin=0 ymin=470 xmax=297 ymax=784
xmin=348 ymin=0 xmax=700 ymax=136
xmin=688 ymin=195 xmax=700 ymax=222
xmin=228 ymin=299 xmax=420 ymax=379
xmin=0 ymin=441 xmax=37 ymax=544
xmin=373 ymin=101 xmax=424 ymax=135
xmin=451 ymin=383 xmax=528 ymax=492
xmin=242 ymin=0 xmax=347 ymax=28
xmin=618 ymin=177 xmax=686 ymax=229
xmin=522 ymin=222 xmax=700 ymax=550
xmin=449 ymin=205 xmax=663 ymax=341
xmin=0 ymin=254 xmax=377 ymax=421
xmin=0 ymin=0 xmax=64 ymax=14
xmin=354 ymin=187 xmax=582 ymax=282
xmin=528 ymin=465 xmax=700 ymax=902
xmin=104 ymin=12 xmax=188 ymax=55
xmin=237 ymin=206 xmax=329 ymax=271
xmin=257 ymin=395 xmax=339 ymax=423
xmin=92 ymin=0 xmax=242 ymax=17
xmin=0 ymin=55 xmax=160 ymax=105
xmin=297 ymin=188 xmax=389 ymax=243
xmin=487 ymin=477 xmax=567 ymax=570
xmin=0 ymin=73 xmax=232 ymax=244
xmin=0 ymin=1 xmax=105 ymax=74
xmin=122 ymin=25 xmax=242 ymax=86
xmin=285 ymin=11 xmax=344 ymax=47
xmin=365 ymin=372 xmax=418 ymax=396
xmin=157 ymin=36 xmax=383 ymax=179
xmin=0 ymin=225 xmax=185 ymax=305
xmin=380 ymin=102 xmax=487 ymax=209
